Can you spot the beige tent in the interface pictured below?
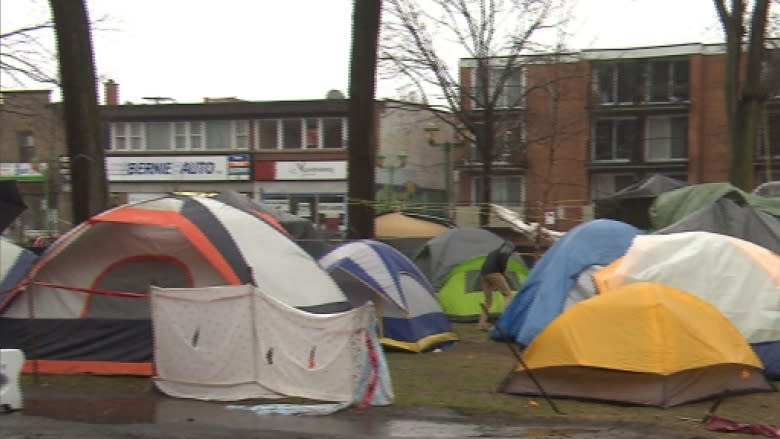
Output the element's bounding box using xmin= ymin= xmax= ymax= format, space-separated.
xmin=375 ymin=212 xmax=452 ymax=258
xmin=375 ymin=212 xmax=451 ymax=238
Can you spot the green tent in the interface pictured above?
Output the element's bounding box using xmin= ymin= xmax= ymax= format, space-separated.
xmin=650 ymin=182 xmax=780 ymax=230
xmin=437 ymin=254 xmax=528 ymax=322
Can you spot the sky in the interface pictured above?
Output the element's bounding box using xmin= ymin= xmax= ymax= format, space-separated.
xmin=0 ymin=0 xmax=726 ymax=104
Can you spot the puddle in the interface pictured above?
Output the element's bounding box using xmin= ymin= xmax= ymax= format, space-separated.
xmin=20 ymin=397 xmax=610 ymax=438
xmin=384 ymin=419 xmax=482 ymax=437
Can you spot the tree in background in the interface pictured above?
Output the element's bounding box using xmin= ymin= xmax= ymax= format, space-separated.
xmin=0 ymin=13 xmax=57 ymax=86
xmin=49 ymin=0 xmax=109 ymax=223
xmin=379 ymin=0 xmax=568 ymax=226
xmin=713 ymin=0 xmax=775 ymax=190
xmin=347 ymin=0 xmax=383 ymax=239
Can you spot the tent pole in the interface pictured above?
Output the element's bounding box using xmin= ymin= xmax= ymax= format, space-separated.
xmin=482 ymin=304 xmax=564 ymax=415
xmin=247 ymin=267 xmax=260 ymax=385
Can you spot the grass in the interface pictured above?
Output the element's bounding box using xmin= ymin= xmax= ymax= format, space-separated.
xmin=385 ymin=323 xmax=779 ymax=430
xmin=19 ymin=322 xmax=779 ymax=436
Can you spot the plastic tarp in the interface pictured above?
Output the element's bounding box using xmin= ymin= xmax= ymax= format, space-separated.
xmin=654 ymin=198 xmax=780 ymax=254
xmin=492 ymin=219 xmax=642 ymax=347
xmin=650 ymin=182 xmax=780 ymax=230
xmin=151 ymin=284 xmax=394 ymax=405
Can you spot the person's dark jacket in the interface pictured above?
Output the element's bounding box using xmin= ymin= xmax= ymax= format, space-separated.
xmin=480 ymin=240 xmax=515 ymax=275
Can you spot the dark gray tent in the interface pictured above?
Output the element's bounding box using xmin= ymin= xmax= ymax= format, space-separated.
xmin=654 ymin=198 xmax=780 ymax=254
xmin=214 ymin=191 xmax=327 ymax=258
xmin=594 ymin=174 xmax=688 ymax=230
xmin=0 ymin=180 xmax=26 ymax=234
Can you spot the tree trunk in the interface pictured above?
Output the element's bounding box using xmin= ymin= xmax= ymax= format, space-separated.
xmin=346 ymin=0 xmax=382 ymax=239
xmin=49 ymin=0 xmax=108 ymax=223
xmin=718 ymin=0 xmax=770 ymax=190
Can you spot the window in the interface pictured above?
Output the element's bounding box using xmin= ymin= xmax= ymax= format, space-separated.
xmin=646 ymin=116 xmax=688 ymax=160
xmin=258 ymin=119 xmax=279 ymax=149
xmin=595 ymin=58 xmax=689 ymax=104
xmin=305 ymin=119 xmax=319 ymax=149
xmin=174 ymin=122 xmax=187 ymax=150
xmin=649 ymin=59 xmax=689 ymax=102
xmin=235 ymin=120 xmax=249 ymax=149
xmin=282 ymin=119 xmax=302 ymax=149
xmin=500 ymin=126 xmax=525 ymax=161
xmin=190 ymin=122 xmax=203 ymax=149
xmin=205 ymin=120 xmax=231 ymax=150
xmin=172 ymin=122 xmax=204 ymax=150
xmin=322 ymin=118 xmax=344 ymax=149
xmin=472 ymin=175 xmax=524 ymax=204
xmin=473 ymin=66 xmax=526 ymax=109
xmin=128 ymin=123 xmax=143 ymax=150
xmin=259 ymin=117 xmax=346 ymax=150
xmin=17 ymin=131 xmax=34 ymax=162
xmin=111 ymin=122 xmax=144 ymax=150
xmin=591 ymin=173 xmax=637 ymax=199
xmin=758 ymin=111 xmax=780 ymax=157
xmin=145 ymin=122 xmax=172 ymax=150
xmin=593 ymin=118 xmax=638 ymax=161
xmin=111 ymin=120 xmax=248 ymax=151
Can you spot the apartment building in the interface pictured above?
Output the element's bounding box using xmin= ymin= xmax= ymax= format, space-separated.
xmin=456 ymin=42 xmax=780 ymax=231
xmin=0 ymin=84 xmax=449 ymax=240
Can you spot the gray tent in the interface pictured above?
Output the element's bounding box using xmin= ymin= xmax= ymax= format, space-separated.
xmin=412 ymin=227 xmax=505 ymax=290
xmin=654 ymin=198 xmax=780 ymax=254
xmin=594 ymin=174 xmax=688 ymax=230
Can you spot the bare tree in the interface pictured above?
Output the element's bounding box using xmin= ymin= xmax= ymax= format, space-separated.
xmin=0 ymin=19 xmax=58 ymax=87
xmin=380 ymin=0 xmax=568 ymax=225
xmin=713 ymin=0 xmax=774 ymax=190
xmin=347 ymin=0 xmax=383 ymax=239
xmin=50 ymin=0 xmax=109 ymax=222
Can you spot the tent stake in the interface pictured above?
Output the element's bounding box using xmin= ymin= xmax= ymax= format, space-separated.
xmin=481 ymin=303 xmax=564 ymax=415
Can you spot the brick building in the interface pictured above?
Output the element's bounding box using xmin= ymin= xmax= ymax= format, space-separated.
xmin=456 ymin=41 xmax=780 ymax=231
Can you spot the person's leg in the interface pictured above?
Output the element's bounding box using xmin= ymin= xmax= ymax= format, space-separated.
xmin=479 ymin=274 xmax=497 ymax=330
xmin=495 ymin=275 xmax=513 ymax=309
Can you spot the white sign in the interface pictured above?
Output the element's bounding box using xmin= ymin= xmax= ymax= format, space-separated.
xmin=107 ymin=156 xmax=236 ymax=181
xmin=275 ymin=161 xmax=346 ymax=180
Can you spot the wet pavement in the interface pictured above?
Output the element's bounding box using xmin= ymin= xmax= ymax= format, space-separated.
xmin=2 ymin=392 xmax=709 ymax=439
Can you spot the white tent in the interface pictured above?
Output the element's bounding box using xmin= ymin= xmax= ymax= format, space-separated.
xmin=150 ymin=284 xmax=394 ymax=405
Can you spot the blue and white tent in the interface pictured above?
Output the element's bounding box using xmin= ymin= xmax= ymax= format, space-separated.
xmin=492 ymin=219 xmax=642 ymax=347
xmin=0 ymin=238 xmax=37 ymax=301
xmin=319 ymin=240 xmax=458 ymax=352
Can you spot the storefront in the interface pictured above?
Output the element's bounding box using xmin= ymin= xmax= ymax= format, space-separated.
xmin=106 ymin=153 xmax=252 ymax=203
xmin=252 ymin=160 xmax=348 ymax=233
xmin=0 ymin=162 xmax=59 ymax=244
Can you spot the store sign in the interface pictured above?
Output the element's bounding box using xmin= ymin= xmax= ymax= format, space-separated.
xmin=107 ymin=155 xmax=250 ymax=181
xmin=275 ymin=161 xmax=346 ymax=180
xmin=0 ymin=163 xmax=48 ymax=181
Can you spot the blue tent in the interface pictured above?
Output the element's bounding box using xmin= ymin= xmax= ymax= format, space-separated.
xmin=492 ymin=219 xmax=642 ymax=347
xmin=0 ymin=238 xmax=37 ymax=301
xmin=319 ymin=239 xmax=458 ymax=352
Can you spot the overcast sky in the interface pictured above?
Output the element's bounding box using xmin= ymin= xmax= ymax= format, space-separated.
xmin=1 ymin=0 xmax=726 ymax=104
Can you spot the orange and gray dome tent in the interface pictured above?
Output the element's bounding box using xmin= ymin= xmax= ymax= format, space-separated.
xmin=593 ymin=231 xmax=780 ymax=379
xmin=0 ymin=195 xmax=350 ymax=375
xmin=214 ymin=190 xmax=327 ymax=258
xmin=501 ymin=282 xmax=775 ymax=407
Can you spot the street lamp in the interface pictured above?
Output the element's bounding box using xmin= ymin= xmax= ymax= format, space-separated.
xmin=424 ymin=123 xmax=463 ymax=221
xmin=376 ymin=151 xmax=408 ymax=211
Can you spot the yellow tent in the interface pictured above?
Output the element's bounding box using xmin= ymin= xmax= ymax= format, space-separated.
xmin=501 ymin=282 xmax=775 ymax=407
